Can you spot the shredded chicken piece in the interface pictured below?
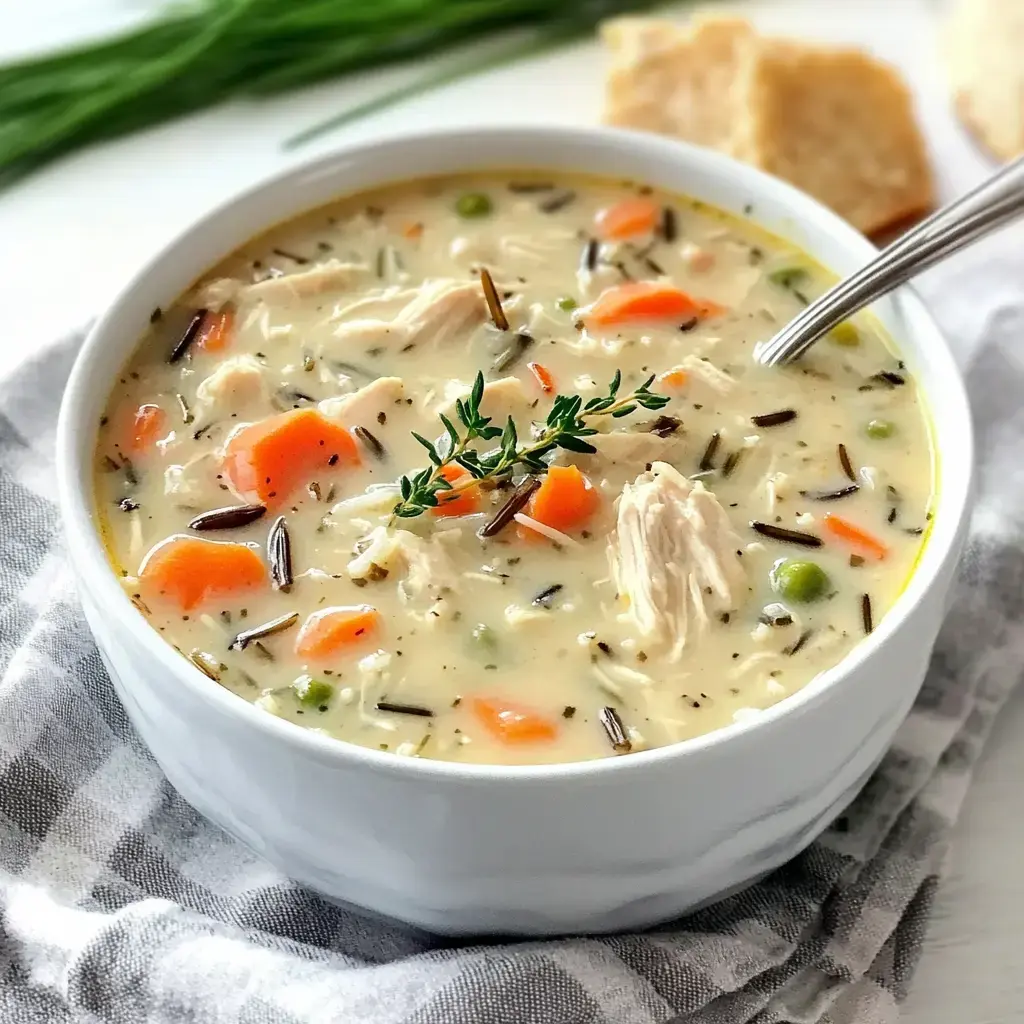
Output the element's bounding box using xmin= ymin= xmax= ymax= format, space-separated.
xmin=608 ymin=461 xmax=747 ymax=659
xmin=356 ymin=650 xmax=399 ymax=731
xmin=592 ymin=661 xmax=654 ymax=701
xmin=346 ymin=525 xmax=459 ymax=622
xmin=500 ymin=229 xmax=578 ymax=266
xmin=194 ymin=278 xmax=242 ymax=312
xmin=195 ymin=261 xmax=369 ymax=309
xmin=435 ymin=375 xmax=536 ymax=426
xmin=163 ymin=452 xmax=218 ymax=502
xmin=680 ymin=242 xmax=716 ymax=273
xmin=329 ymin=485 xmax=400 ymax=519
xmin=565 ymin=429 xmax=686 ymax=484
xmin=331 ymin=285 xmax=413 ymax=323
xmin=330 ymin=278 xmax=486 ymax=352
xmin=678 ymin=354 xmax=736 ymax=394
xmin=513 ymin=513 xmax=581 ymax=548
xmin=194 ymin=355 xmax=268 ymax=415
xmin=757 ymin=463 xmax=792 ymax=515
xmin=319 ymin=376 xmax=404 ymax=427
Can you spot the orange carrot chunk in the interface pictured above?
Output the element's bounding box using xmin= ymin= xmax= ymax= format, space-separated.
xmin=432 ymin=463 xmax=481 ymax=517
xmin=657 ymin=368 xmax=689 ymax=391
xmin=471 ymin=697 xmax=559 ymax=744
xmin=195 ymin=308 xmax=234 ymax=353
xmin=138 ymin=535 xmax=266 ymax=611
xmin=223 ymin=408 xmax=360 ymax=506
xmin=823 ymin=513 xmax=890 ymax=560
xmin=295 ymin=605 xmax=381 ymax=660
xmin=131 ymin=403 xmax=167 ymax=452
xmin=594 ymin=197 xmax=659 ymax=240
xmin=524 ymin=465 xmax=599 ymax=535
xmin=402 ymin=221 xmax=424 ymax=240
xmin=528 ymin=361 xmax=556 ymax=394
xmin=588 ymin=282 xmax=725 ymax=326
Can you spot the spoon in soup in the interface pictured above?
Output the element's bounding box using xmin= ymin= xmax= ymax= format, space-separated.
xmin=756 ymin=154 xmax=1024 ymax=367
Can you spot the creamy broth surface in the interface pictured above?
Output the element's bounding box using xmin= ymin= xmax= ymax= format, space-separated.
xmin=95 ymin=172 xmax=934 ymax=765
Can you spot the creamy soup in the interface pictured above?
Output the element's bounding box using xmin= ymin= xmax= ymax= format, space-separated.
xmin=94 ymin=172 xmax=933 ymax=766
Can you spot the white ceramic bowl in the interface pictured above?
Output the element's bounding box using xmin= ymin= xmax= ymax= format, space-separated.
xmin=56 ymin=126 xmax=973 ymax=936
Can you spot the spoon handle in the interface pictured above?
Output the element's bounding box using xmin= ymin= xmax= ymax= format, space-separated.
xmin=757 ymin=154 xmax=1024 ymax=367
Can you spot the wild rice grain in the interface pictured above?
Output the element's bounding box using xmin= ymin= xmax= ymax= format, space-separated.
xmin=599 ymin=706 xmax=632 ymax=753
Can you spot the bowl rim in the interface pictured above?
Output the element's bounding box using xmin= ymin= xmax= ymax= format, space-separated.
xmin=56 ymin=123 xmax=974 ymax=783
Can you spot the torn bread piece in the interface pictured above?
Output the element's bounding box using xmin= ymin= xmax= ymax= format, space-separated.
xmin=946 ymin=0 xmax=1024 ymax=160
xmin=602 ymin=16 xmax=758 ymax=156
xmin=601 ymin=15 xmax=934 ymax=236
xmin=743 ymin=41 xmax=934 ymax=237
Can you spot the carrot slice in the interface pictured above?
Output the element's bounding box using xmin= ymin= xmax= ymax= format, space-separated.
xmin=138 ymin=535 xmax=266 ymax=611
xmin=594 ymin=197 xmax=659 ymax=240
xmin=471 ymin=697 xmax=559 ymax=744
xmin=432 ymin=463 xmax=481 ymax=517
xmin=823 ymin=513 xmax=890 ymax=560
xmin=223 ymin=408 xmax=360 ymax=506
xmin=528 ymin=361 xmax=556 ymax=394
xmin=402 ymin=221 xmax=424 ymax=240
xmin=523 ymin=465 xmax=599 ymax=537
xmin=657 ymin=368 xmax=689 ymax=391
xmin=588 ymin=283 xmax=725 ymax=326
xmin=195 ymin=308 xmax=234 ymax=353
xmin=131 ymin=403 xmax=167 ymax=452
xmin=295 ymin=605 xmax=380 ymax=660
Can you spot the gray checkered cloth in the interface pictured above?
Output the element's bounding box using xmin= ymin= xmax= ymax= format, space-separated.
xmin=1 ymin=307 xmax=1023 ymax=1024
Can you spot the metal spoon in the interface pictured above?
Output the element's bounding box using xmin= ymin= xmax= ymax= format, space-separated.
xmin=756 ymin=154 xmax=1024 ymax=367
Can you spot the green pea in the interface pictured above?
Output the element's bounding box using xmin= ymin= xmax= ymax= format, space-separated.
xmin=829 ymin=321 xmax=860 ymax=347
xmin=556 ymin=295 xmax=577 ymax=312
xmin=865 ymin=418 xmax=896 ymax=439
xmin=770 ymin=559 xmax=830 ymax=603
xmin=767 ymin=266 xmax=809 ymax=289
xmin=292 ymin=675 xmax=333 ymax=707
xmin=455 ymin=192 xmax=493 ymax=218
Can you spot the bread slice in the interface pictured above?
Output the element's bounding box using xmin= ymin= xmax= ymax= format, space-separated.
xmin=946 ymin=0 xmax=1024 ymax=160
xmin=600 ymin=15 xmax=935 ymax=237
xmin=743 ymin=41 xmax=934 ymax=236
xmin=601 ymin=15 xmax=758 ymax=157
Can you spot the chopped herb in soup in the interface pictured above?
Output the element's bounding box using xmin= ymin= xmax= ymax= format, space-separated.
xmin=94 ymin=172 xmax=934 ymax=766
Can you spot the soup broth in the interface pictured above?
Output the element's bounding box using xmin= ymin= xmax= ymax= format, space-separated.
xmin=94 ymin=172 xmax=933 ymax=765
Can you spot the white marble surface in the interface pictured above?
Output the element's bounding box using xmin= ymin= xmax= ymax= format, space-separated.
xmin=1 ymin=1 xmax=1021 ymax=1020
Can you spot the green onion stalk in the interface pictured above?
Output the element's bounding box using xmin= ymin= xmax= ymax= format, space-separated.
xmin=0 ymin=0 xmax=666 ymax=187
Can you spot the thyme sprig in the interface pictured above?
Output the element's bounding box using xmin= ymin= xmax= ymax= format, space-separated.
xmin=392 ymin=370 xmax=670 ymax=520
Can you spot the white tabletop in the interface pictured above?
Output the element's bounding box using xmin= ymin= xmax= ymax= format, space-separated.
xmin=1 ymin=2 xmax=1021 ymax=1020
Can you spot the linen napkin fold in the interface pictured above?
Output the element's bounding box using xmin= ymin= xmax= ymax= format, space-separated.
xmin=1 ymin=308 xmax=1023 ymax=1024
